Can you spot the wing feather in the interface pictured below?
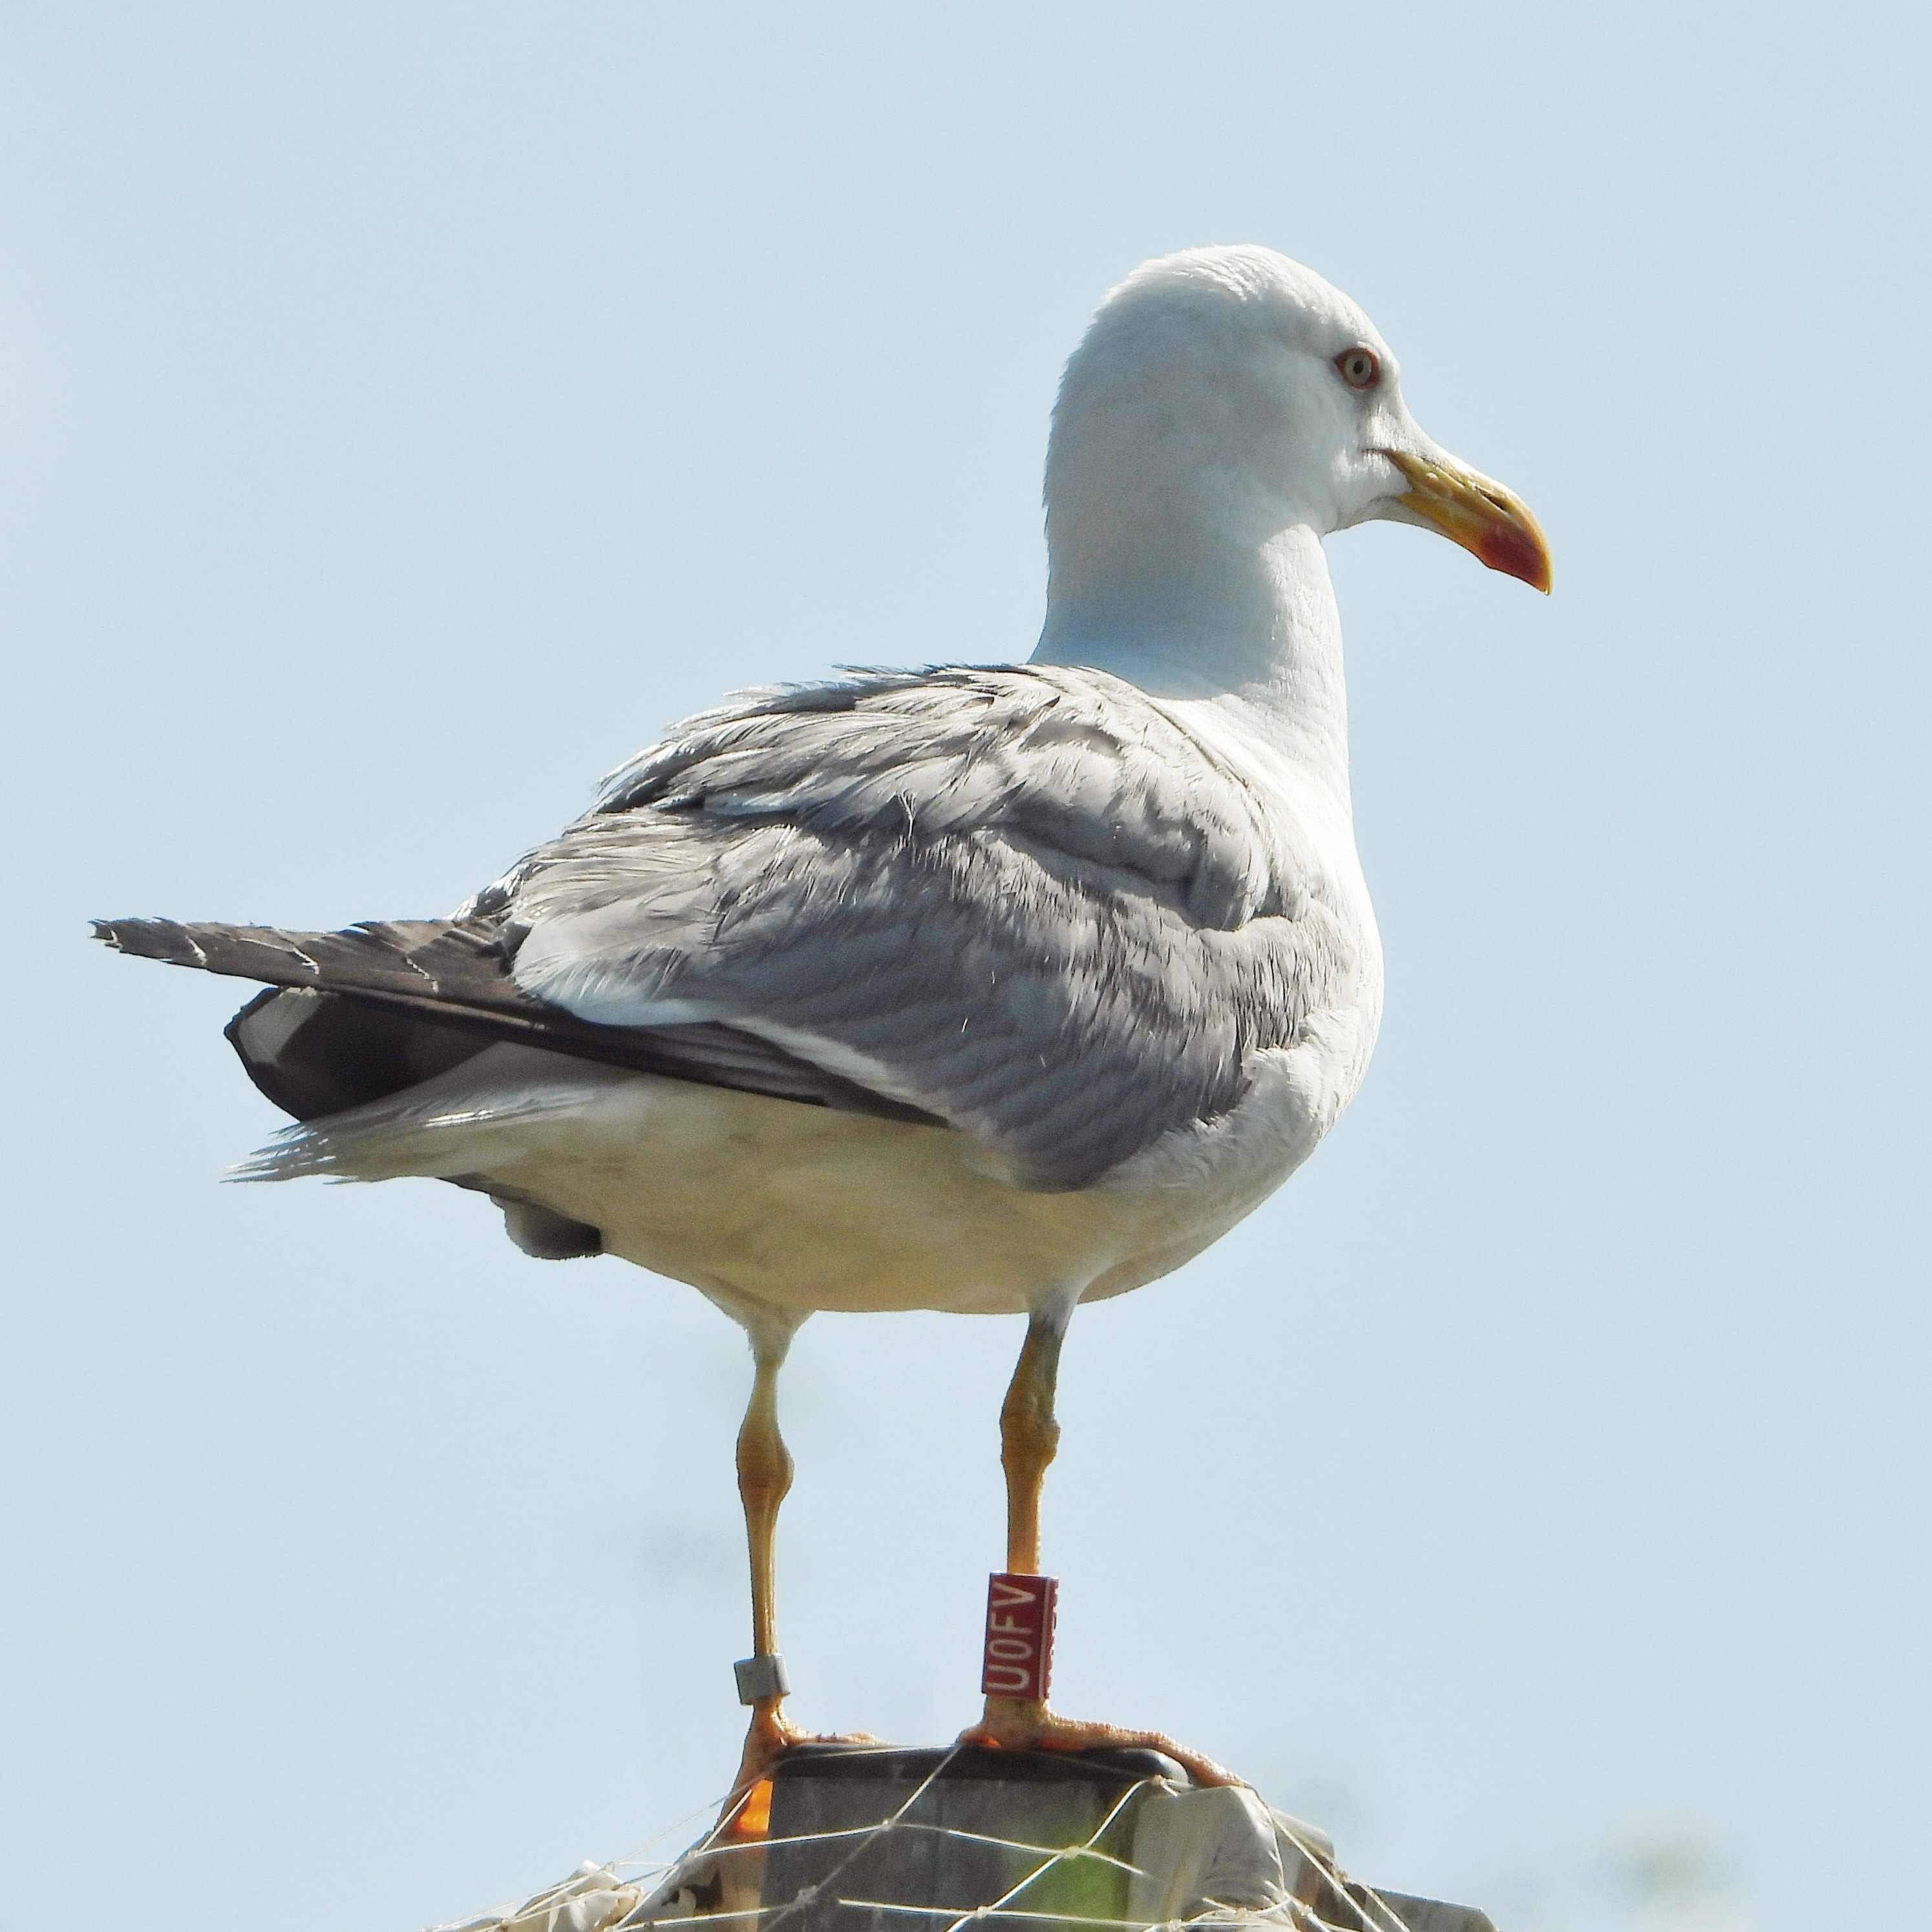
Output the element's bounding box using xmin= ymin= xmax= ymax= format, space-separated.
xmin=491 ymin=664 xmax=1360 ymax=1188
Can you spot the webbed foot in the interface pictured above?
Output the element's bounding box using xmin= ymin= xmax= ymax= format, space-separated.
xmin=959 ymin=1696 xmax=1239 ymax=1789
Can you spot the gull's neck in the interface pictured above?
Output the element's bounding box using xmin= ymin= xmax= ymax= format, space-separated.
xmin=1030 ymin=520 xmax=1353 ymax=809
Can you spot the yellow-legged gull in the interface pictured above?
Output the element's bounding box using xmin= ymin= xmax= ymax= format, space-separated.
xmin=97 ymin=244 xmax=1551 ymax=1793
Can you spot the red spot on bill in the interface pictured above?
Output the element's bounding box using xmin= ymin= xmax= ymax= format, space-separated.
xmin=981 ymin=1572 xmax=1058 ymax=1702
xmin=1475 ymin=517 xmax=1554 ymax=592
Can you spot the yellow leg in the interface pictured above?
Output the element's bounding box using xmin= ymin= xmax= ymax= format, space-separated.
xmin=723 ymin=1313 xmax=886 ymax=1805
xmin=739 ymin=1338 xmax=792 ymax=1664
xmin=734 ymin=1326 xmax=800 ymax=1785
xmin=963 ymin=1301 xmax=1241 ymax=1789
xmin=999 ymin=1310 xmax=1066 ymax=1576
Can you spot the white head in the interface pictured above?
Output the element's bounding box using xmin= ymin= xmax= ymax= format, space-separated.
xmin=1035 ymin=246 xmax=1548 ymax=682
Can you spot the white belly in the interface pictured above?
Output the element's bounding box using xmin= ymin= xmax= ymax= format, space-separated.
xmin=487 ymin=1076 xmax=1155 ymax=1315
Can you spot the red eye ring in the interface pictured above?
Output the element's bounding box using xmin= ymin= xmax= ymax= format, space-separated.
xmin=1335 ymin=346 xmax=1381 ymax=390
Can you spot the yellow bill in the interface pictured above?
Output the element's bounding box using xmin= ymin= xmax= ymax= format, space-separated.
xmin=1385 ymin=449 xmax=1553 ymax=593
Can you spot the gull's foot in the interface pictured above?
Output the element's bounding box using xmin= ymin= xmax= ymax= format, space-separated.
xmin=959 ymin=1696 xmax=1240 ymax=1789
xmin=704 ymin=1704 xmax=889 ymax=1922
xmin=728 ymin=1700 xmax=887 ymax=1814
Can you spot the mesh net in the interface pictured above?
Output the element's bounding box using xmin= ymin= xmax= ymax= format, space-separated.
xmin=425 ymin=1745 xmax=1493 ymax=1932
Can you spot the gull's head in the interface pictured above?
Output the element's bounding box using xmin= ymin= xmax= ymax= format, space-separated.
xmin=1045 ymin=245 xmax=1551 ymax=595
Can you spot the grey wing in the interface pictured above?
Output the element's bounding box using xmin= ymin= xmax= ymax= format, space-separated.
xmin=485 ymin=665 xmax=1360 ymax=1191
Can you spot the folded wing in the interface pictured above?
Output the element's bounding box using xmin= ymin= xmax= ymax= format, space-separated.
xmin=99 ymin=664 xmax=1361 ymax=1193
xmin=484 ymin=664 xmax=1357 ymax=1189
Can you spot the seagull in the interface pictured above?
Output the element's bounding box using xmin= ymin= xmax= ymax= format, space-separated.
xmin=97 ymin=246 xmax=1549 ymax=1793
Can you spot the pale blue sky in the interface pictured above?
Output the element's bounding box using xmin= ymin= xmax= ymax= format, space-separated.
xmin=2 ymin=6 xmax=1927 ymax=1930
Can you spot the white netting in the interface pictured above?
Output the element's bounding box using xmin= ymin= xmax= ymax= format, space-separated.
xmin=426 ymin=1748 xmax=1492 ymax=1932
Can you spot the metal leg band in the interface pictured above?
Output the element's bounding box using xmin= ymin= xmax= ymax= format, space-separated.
xmin=734 ymin=1653 xmax=791 ymax=1704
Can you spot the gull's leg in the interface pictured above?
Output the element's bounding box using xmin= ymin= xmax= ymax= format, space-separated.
xmin=961 ymin=1293 xmax=1240 ymax=1789
xmin=741 ymin=1325 xmax=792 ymax=1687
xmin=721 ymin=1302 xmax=881 ymax=1804
xmin=730 ymin=1310 xmax=806 ymax=1791
xmin=1000 ymin=1304 xmax=1066 ymax=1576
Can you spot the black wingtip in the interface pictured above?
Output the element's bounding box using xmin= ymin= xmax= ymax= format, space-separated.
xmin=90 ymin=917 xmax=205 ymax=966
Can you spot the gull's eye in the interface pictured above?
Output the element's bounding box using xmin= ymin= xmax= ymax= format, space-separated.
xmin=1335 ymin=347 xmax=1381 ymax=390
